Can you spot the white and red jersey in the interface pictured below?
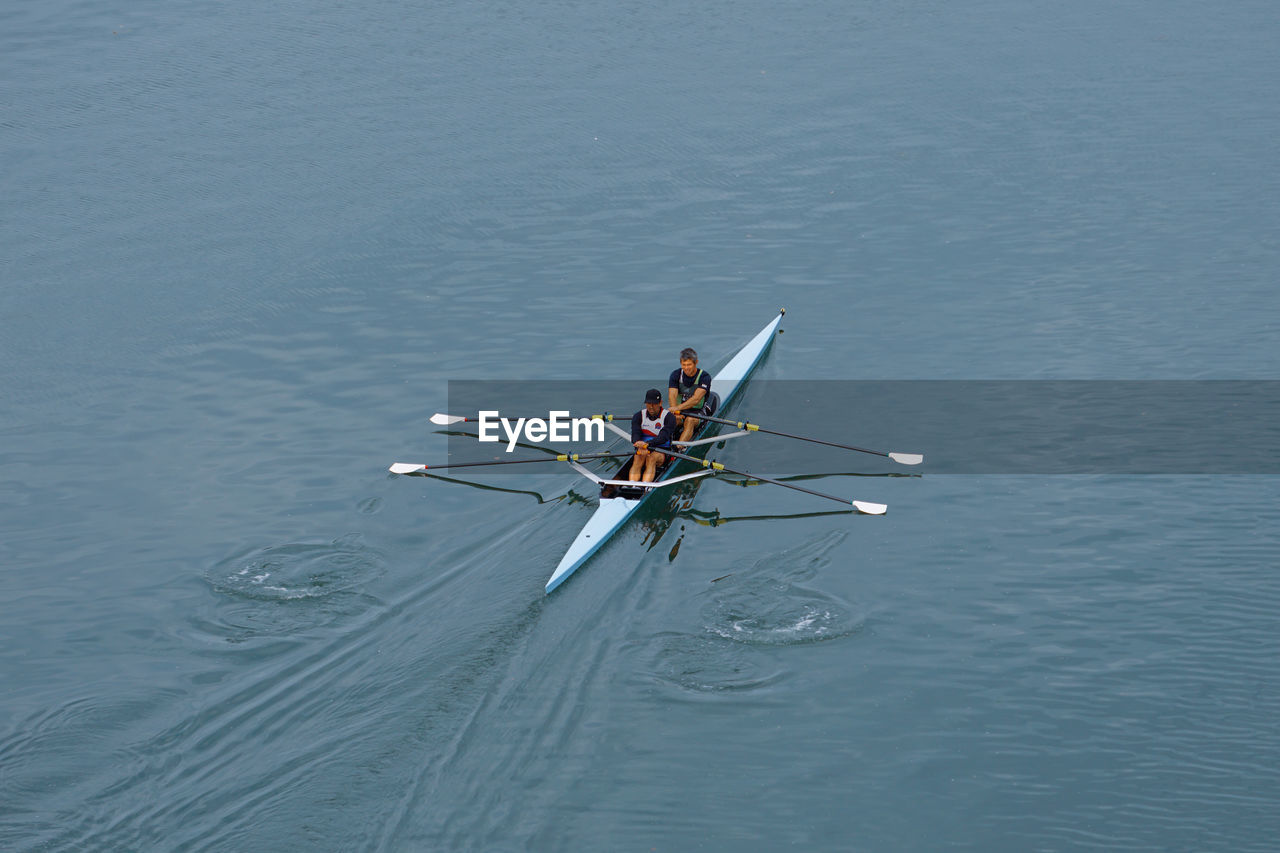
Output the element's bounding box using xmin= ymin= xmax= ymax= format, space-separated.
xmin=630 ymin=408 xmax=678 ymax=446
xmin=639 ymin=406 xmax=669 ymax=437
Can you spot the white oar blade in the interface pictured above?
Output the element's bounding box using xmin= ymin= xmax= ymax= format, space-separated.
xmin=389 ymin=462 xmax=425 ymax=474
xmin=888 ymin=452 xmax=923 ymax=466
xmin=852 ymin=500 xmax=888 ymax=515
xmin=430 ymin=413 xmax=467 ymax=426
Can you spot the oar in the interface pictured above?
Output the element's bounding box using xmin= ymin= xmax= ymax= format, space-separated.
xmin=670 ymin=412 xmax=922 ymax=465
xmin=435 ymin=410 xmax=920 ymax=465
xmin=431 ymin=413 xmax=502 ymax=426
xmin=575 ymin=412 xmax=920 ymax=466
xmin=431 ymin=412 xmax=582 ymax=426
xmin=389 ymin=451 xmax=631 ymax=475
xmin=656 ymin=446 xmax=887 ymax=515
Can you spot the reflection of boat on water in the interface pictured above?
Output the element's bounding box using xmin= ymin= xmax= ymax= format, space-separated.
xmin=427 ymin=465 xmax=866 ymax=538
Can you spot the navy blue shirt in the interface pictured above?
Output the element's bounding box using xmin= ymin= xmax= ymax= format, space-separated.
xmin=631 ymin=409 xmax=678 ymax=448
xmin=668 ymin=368 xmax=713 ymax=409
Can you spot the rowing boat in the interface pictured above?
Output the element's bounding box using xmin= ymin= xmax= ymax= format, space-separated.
xmin=390 ymin=308 xmax=917 ymax=592
xmin=543 ymin=310 xmax=785 ymax=593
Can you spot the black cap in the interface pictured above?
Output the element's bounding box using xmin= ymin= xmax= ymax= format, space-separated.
xmin=644 ymin=388 xmax=662 ymax=404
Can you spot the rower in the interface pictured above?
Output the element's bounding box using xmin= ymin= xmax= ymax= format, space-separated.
xmin=629 ymin=388 xmax=678 ymax=482
xmin=667 ymin=347 xmax=716 ymax=443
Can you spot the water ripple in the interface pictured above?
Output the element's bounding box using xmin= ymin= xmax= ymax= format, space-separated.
xmin=701 ymin=531 xmax=865 ymax=647
xmin=207 ymin=533 xmax=384 ymax=602
xmin=648 ymin=632 xmax=788 ymax=694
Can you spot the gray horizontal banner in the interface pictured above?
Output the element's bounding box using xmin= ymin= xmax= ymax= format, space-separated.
xmin=441 ymin=381 xmax=1280 ymax=474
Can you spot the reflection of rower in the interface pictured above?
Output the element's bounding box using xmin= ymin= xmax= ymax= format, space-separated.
xmin=668 ymin=347 xmax=717 ymax=443
xmin=629 ymin=388 xmax=678 ymax=482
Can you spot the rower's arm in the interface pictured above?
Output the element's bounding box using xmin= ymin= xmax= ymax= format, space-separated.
xmin=668 ymin=385 xmax=706 ymax=413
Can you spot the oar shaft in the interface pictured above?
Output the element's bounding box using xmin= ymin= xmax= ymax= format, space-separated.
xmin=431 ymin=412 xmax=549 ymax=426
xmin=727 ymin=468 xmax=851 ymax=504
xmin=392 ymin=451 xmax=629 ymax=473
xmin=658 ymin=447 xmax=868 ymax=509
xmin=768 ymin=430 xmax=889 ymax=458
xmin=445 ymin=412 xmax=920 ymax=464
xmin=416 ymin=457 xmax=551 ymax=471
xmin=686 ymin=412 xmax=892 ymax=458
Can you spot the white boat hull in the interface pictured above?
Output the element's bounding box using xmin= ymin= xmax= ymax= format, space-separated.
xmin=543 ymin=498 xmax=635 ymax=593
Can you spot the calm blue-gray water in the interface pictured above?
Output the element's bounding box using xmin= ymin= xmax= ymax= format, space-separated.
xmin=4 ymin=1 xmax=1278 ymax=850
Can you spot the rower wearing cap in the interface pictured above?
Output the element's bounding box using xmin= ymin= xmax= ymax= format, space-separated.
xmin=629 ymin=388 xmax=678 ymax=482
xmin=667 ymin=347 xmax=716 ymax=443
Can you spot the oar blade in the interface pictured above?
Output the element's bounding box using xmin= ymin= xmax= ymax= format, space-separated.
xmin=430 ymin=413 xmax=467 ymax=426
xmin=888 ymin=452 xmax=923 ymax=466
xmin=389 ymin=462 xmax=425 ymax=474
xmin=852 ymin=500 xmax=888 ymax=515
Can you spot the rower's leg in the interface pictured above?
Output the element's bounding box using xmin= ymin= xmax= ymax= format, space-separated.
xmin=628 ymin=452 xmax=645 ymax=481
xmin=680 ymin=415 xmax=699 ymax=442
xmin=643 ymin=451 xmax=663 ymax=482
